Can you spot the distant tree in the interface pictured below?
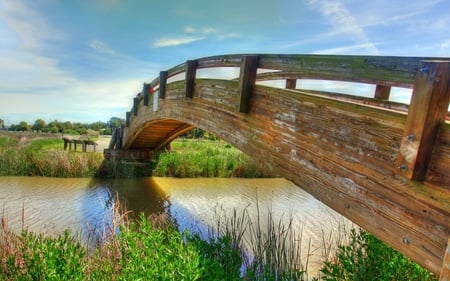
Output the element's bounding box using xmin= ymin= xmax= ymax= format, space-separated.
xmin=15 ymin=121 xmax=31 ymax=131
xmin=32 ymin=119 xmax=46 ymax=132
xmin=109 ymin=117 xmax=125 ymax=129
xmin=89 ymin=121 xmax=105 ymax=131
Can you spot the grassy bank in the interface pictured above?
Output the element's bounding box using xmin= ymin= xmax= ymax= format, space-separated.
xmin=0 ymin=135 xmax=270 ymax=178
xmin=0 ymin=135 xmax=103 ymax=177
xmin=152 ymin=139 xmax=272 ymax=178
xmin=0 ymin=204 xmax=437 ymax=280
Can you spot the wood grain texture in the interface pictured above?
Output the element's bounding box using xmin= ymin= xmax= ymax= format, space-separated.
xmin=120 ymin=54 xmax=450 ymax=275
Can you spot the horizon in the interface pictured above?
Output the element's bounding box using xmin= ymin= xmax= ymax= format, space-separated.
xmin=1 ymin=0 xmax=450 ymax=125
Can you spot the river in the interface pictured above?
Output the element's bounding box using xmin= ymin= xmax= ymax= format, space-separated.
xmin=0 ymin=176 xmax=351 ymax=277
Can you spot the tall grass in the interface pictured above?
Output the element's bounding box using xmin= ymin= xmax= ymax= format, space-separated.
xmin=152 ymin=139 xmax=271 ymax=178
xmin=0 ymin=136 xmax=103 ymax=177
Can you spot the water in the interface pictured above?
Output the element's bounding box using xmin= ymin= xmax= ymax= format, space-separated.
xmin=0 ymin=176 xmax=350 ymax=276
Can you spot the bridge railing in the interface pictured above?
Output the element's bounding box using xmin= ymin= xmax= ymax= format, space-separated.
xmin=133 ymin=54 xmax=449 ymax=115
xmin=127 ymin=54 xmax=449 ymax=182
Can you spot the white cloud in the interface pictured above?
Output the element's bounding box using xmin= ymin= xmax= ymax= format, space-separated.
xmin=152 ymin=36 xmax=206 ymax=48
xmin=306 ymin=0 xmax=378 ymax=55
xmin=0 ymin=0 xmax=64 ymax=51
xmin=89 ymin=40 xmax=116 ymax=55
xmin=312 ymin=43 xmax=379 ymax=55
xmin=184 ymin=26 xmax=195 ymax=33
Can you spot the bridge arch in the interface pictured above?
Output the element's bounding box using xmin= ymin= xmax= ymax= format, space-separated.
xmin=111 ymin=54 xmax=450 ymax=277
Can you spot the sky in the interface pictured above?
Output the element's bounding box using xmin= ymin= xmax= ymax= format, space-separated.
xmin=1 ymin=0 xmax=449 ymax=126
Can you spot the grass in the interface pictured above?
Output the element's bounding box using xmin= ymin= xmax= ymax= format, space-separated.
xmin=152 ymin=139 xmax=272 ymax=178
xmin=0 ymin=136 xmax=103 ymax=177
xmin=318 ymin=228 xmax=437 ymax=281
xmin=0 ymin=200 xmax=437 ymax=281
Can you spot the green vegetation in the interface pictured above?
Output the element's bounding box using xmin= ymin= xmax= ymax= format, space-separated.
xmin=0 ymin=203 xmax=437 ymax=280
xmin=319 ymin=228 xmax=437 ymax=281
xmin=152 ymin=139 xmax=272 ymax=178
xmin=0 ymin=214 xmax=242 ymax=280
xmin=0 ymin=136 xmax=103 ymax=177
xmin=3 ymin=117 xmax=125 ymax=135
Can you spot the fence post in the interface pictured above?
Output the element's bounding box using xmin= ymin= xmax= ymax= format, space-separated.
xmin=286 ymin=78 xmax=296 ymax=89
xmin=185 ymin=60 xmax=197 ymax=98
xmin=159 ymin=71 xmax=168 ymax=99
xmin=374 ymin=84 xmax=391 ymax=100
xmin=238 ymin=55 xmax=259 ymax=113
xmin=143 ymin=83 xmax=150 ymax=106
xmin=395 ymin=60 xmax=450 ymax=180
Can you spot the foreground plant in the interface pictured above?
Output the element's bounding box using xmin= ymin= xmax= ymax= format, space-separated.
xmin=319 ymin=228 xmax=437 ymax=281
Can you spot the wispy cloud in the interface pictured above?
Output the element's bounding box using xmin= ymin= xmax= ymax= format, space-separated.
xmin=312 ymin=43 xmax=380 ymax=55
xmin=0 ymin=0 xmax=64 ymax=52
xmin=306 ymin=0 xmax=378 ymax=55
xmin=89 ymin=40 xmax=116 ymax=55
xmin=152 ymin=36 xmax=206 ymax=48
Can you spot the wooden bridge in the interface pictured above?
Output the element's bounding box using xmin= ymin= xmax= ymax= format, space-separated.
xmin=106 ymin=54 xmax=450 ymax=278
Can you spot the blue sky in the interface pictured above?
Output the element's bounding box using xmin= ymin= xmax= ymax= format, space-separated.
xmin=1 ymin=0 xmax=449 ymax=125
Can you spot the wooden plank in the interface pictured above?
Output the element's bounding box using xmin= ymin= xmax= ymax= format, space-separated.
xmin=185 ymin=60 xmax=197 ymax=98
xmin=374 ymin=84 xmax=391 ymax=99
xmin=238 ymin=55 xmax=259 ymax=113
xmin=440 ymin=237 xmax=450 ymax=281
xmin=159 ymin=71 xmax=168 ymax=99
xmin=285 ymin=78 xmax=296 ymax=89
xmin=396 ymin=61 xmax=450 ymax=180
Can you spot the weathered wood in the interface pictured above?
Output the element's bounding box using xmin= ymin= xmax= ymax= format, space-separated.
xmin=121 ymin=54 xmax=450 ymax=275
xmin=374 ymin=84 xmax=391 ymax=99
xmin=159 ymin=71 xmax=168 ymax=99
xmin=143 ymin=83 xmax=150 ymax=106
xmin=396 ymin=61 xmax=450 ymax=180
xmin=285 ymin=78 xmax=296 ymax=89
xmin=185 ymin=60 xmax=197 ymax=98
xmin=133 ymin=97 xmax=138 ymax=116
xmin=126 ymin=111 xmax=130 ymax=127
xmin=441 ymin=237 xmax=450 ymax=281
xmin=238 ymin=55 xmax=259 ymax=113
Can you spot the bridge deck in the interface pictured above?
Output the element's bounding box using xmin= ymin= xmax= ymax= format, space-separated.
xmin=110 ymin=54 xmax=450 ymax=277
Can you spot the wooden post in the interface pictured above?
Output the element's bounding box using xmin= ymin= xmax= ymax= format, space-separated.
xmin=133 ymin=97 xmax=138 ymax=116
xmin=396 ymin=61 xmax=450 ymax=180
xmin=286 ymin=78 xmax=296 ymax=89
xmin=126 ymin=111 xmax=130 ymax=127
xmin=159 ymin=71 xmax=168 ymax=99
xmin=440 ymin=237 xmax=450 ymax=281
xmin=185 ymin=60 xmax=197 ymax=98
xmin=143 ymin=83 xmax=150 ymax=106
xmin=374 ymin=84 xmax=391 ymax=100
xmin=238 ymin=55 xmax=259 ymax=113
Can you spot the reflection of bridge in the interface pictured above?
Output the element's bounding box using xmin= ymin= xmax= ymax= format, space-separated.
xmin=106 ymin=54 xmax=450 ymax=277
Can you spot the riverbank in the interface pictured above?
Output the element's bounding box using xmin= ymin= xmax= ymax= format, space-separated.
xmin=0 ymin=133 xmax=104 ymax=177
xmin=0 ymin=133 xmax=271 ymax=178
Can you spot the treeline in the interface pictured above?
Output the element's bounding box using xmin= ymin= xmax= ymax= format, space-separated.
xmin=0 ymin=117 xmax=125 ymax=135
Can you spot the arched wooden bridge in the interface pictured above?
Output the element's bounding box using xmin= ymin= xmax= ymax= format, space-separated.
xmin=106 ymin=54 xmax=450 ymax=278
